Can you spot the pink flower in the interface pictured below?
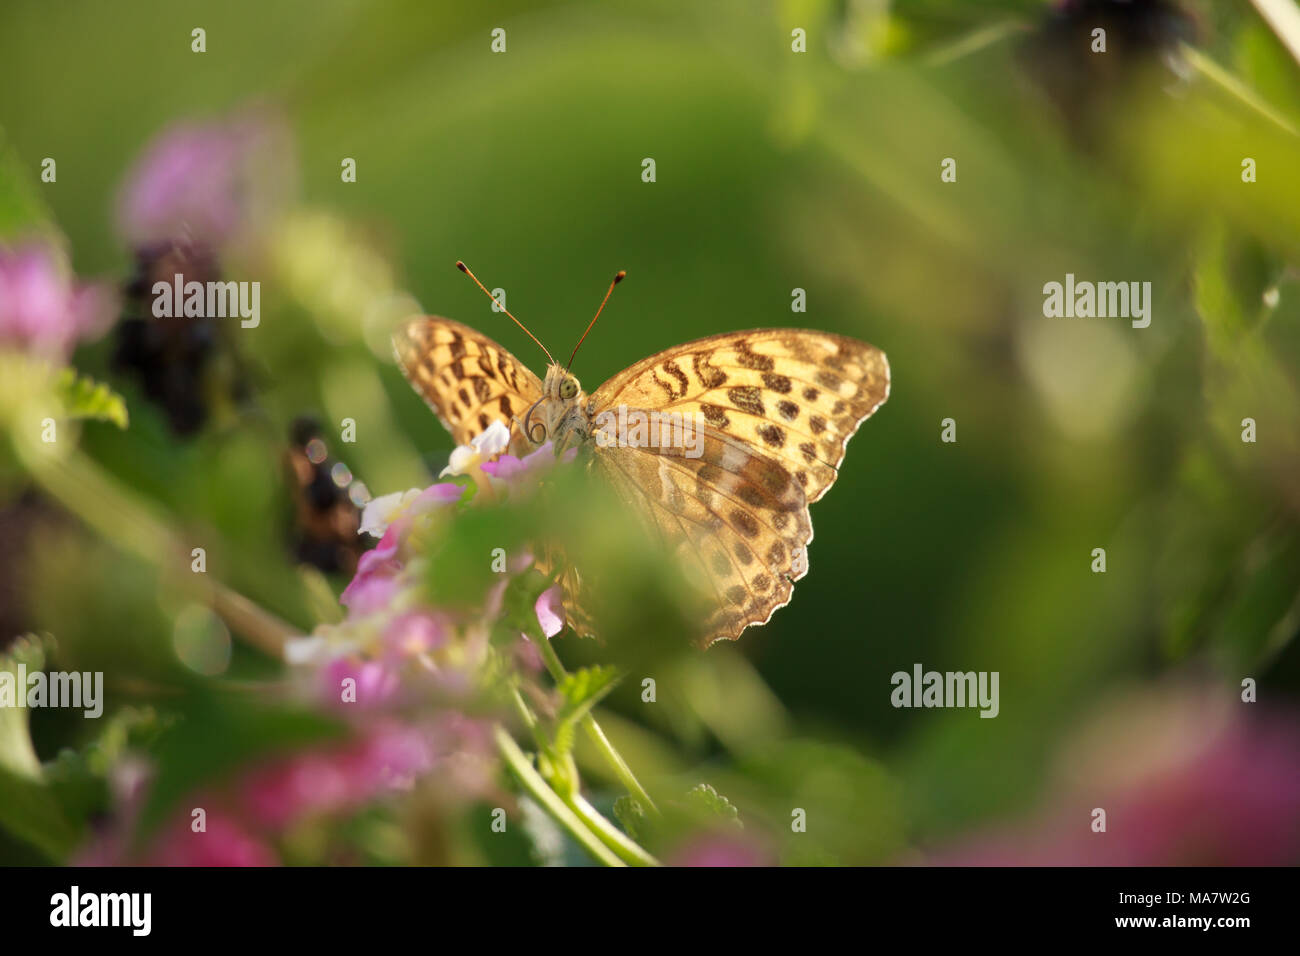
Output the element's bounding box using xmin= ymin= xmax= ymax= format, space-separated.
xmin=670 ymin=834 xmax=771 ymax=867
xmin=342 ymin=482 xmax=464 ymax=615
xmin=321 ymin=655 xmax=401 ymax=710
xmin=0 ymin=245 xmax=118 ymax=357
xmin=238 ymin=723 xmax=445 ymax=829
xmin=339 ymin=519 xmax=405 ymax=613
xmin=382 ymin=611 xmax=446 ymax=660
xmin=924 ymin=688 xmax=1300 ymax=866
xmin=116 ymin=111 xmax=294 ymax=248
xmin=144 ymin=810 xmax=278 ymax=867
xmin=513 ymin=635 xmax=544 ymax=673
xmin=534 ymin=584 xmax=565 ymax=639
xmin=481 ymin=441 xmax=577 ymax=482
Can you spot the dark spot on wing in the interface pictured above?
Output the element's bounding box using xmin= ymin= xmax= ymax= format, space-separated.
xmin=757 ymin=424 xmax=785 ymax=449
xmin=662 ymin=360 xmax=689 ymax=398
xmin=693 ymin=351 xmax=728 ymax=389
xmin=701 ymin=403 xmax=730 ymax=428
xmin=731 ymin=509 xmax=760 ymax=538
xmin=728 ymin=386 xmax=764 ymax=416
xmin=735 ymin=340 xmax=774 ymax=371
xmin=762 ymin=372 xmax=791 ymax=393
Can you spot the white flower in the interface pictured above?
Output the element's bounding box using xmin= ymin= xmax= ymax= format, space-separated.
xmin=283 ymin=635 xmax=328 ymax=665
xmin=439 ymin=419 xmax=511 ymax=477
xmin=359 ymin=488 xmax=421 ymax=537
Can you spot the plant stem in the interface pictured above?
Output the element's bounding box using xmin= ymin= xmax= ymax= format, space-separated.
xmin=509 ymin=676 xmax=658 ymax=863
xmin=23 ymin=446 xmax=299 ymax=655
xmin=580 ymin=717 xmax=659 ymax=814
xmin=492 ymin=724 xmax=624 ymax=867
xmin=565 ymin=791 xmax=660 ymax=866
xmin=924 ymin=19 xmax=1025 ymax=67
xmin=533 ymin=636 xmax=659 ymax=814
xmin=1182 ymin=43 xmax=1298 ymax=136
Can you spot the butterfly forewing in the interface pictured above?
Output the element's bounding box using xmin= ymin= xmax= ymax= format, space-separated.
xmin=589 ymin=329 xmax=890 ymax=502
xmin=394 ymin=317 xmax=543 ymax=449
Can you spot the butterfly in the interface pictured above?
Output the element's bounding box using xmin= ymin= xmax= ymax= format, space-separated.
xmin=394 ymin=262 xmax=890 ymax=647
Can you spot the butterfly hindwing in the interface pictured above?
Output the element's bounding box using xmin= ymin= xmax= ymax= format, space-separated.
xmin=590 ymin=421 xmax=813 ymax=645
xmin=394 ymin=317 xmax=543 ymax=449
xmin=589 ymin=329 xmax=890 ymax=502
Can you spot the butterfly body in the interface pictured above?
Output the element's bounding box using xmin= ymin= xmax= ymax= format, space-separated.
xmin=395 ymin=315 xmax=889 ymax=646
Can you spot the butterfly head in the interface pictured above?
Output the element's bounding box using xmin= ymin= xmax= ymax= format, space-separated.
xmin=524 ymin=364 xmax=589 ymax=445
xmin=452 ymin=261 xmax=624 ymax=448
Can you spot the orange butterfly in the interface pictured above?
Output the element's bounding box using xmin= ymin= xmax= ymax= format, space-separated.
xmin=394 ymin=263 xmax=889 ymax=646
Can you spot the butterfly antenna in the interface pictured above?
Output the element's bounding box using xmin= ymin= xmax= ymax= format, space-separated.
xmin=456 ymin=261 xmax=555 ymax=364
xmin=567 ymin=270 xmax=626 ymax=371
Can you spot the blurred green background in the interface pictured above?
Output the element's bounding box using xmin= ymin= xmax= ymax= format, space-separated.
xmin=2 ymin=0 xmax=1299 ymax=864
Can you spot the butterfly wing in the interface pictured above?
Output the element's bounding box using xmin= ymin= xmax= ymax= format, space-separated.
xmin=393 ymin=317 xmax=544 ymax=449
xmin=589 ymin=426 xmax=813 ymax=645
xmin=586 ymin=329 xmax=889 ymax=644
xmin=588 ymin=329 xmax=889 ymax=503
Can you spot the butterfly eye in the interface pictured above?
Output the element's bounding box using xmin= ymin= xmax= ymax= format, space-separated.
xmin=558 ymin=378 xmax=578 ymax=400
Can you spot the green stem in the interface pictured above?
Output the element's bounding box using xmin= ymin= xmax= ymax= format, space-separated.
xmin=1182 ymin=43 xmax=1298 ymax=136
xmin=924 ymin=19 xmax=1025 ymax=67
xmin=566 ymin=791 xmax=659 ymax=866
xmin=580 ymin=717 xmax=658 ymax=813
xmin=533 ymin=636 xmax=659 ymax=814
xmin=23 ymin=447 xmax=300 ymax=656
xmin=492 ymin=724 xmax=624 ymax=867
xmin=509 ymin=679 xmax=658 ymax=864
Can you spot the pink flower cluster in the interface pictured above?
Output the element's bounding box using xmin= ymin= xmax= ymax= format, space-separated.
xmin=116 ymin=110 xmax=294 ymax=249
xmin=0 ymin=245 xmax=117 ymax=358
xmin=78 ymin=435 xmax=574 ymax=865
xmin=79 ymin=718 xmax=492 ymax=866
xmin=923 ymin=688 xmax=1300 ymax=866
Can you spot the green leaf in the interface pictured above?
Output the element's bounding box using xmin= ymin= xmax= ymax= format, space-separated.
xmin=0 ymin=635 xmax=49 ymax=780
xmin=499 ymin=565 xmax=555 ymax=644
xmin=0 ymin=127 xmax=58 ymax=239
xmin=552 ymin=665 xmax=620 ymax=758
xmin=421 ymin=505 xmax=531 ymax=611
xmin=55 ymin=369 xmax=128 ymax=429
xmin=0 ymin=768 xmax=83 ymax=861
xmin=612 ymin=795 xmax=646 ymax=842
xmin=681 ymin=783 xmax=742 ymax=828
